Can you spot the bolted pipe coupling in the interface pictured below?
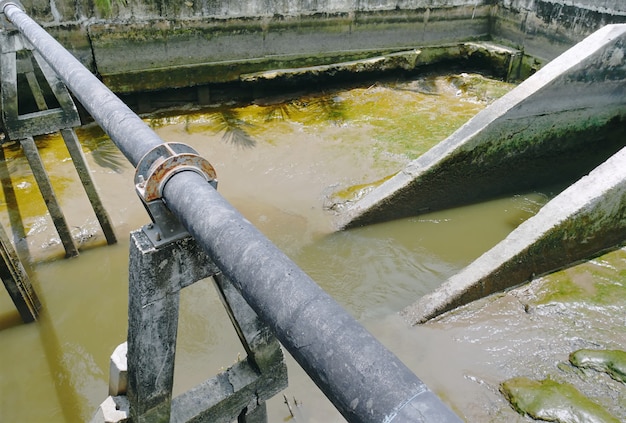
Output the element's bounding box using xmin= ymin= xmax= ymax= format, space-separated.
xmin=0 ymin=0 xmax=23 ymax=13
xmin=135 ymin=142 xmax=217 ymax=247
xmin=135 ymin=142 xmax=216 ymax=202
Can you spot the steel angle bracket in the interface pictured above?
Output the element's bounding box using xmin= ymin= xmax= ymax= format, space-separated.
xmin=135 ymin=142 xmax=217 ymax=247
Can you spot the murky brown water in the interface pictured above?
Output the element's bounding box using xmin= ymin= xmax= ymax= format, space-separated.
xmin=0 ymin=74 xmax=624 ymax=422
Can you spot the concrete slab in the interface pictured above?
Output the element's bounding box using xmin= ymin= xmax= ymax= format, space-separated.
xmin=402 ymin=144 xmax=626 ymax=324
xmin=337 ymin=23 xmax=626 ymax=230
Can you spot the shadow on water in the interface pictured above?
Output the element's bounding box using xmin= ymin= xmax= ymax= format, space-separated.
xmin=209 ymin=110 xmax=258 ymax=148
xmin=36 ymin=306 xmax=84 ymax=423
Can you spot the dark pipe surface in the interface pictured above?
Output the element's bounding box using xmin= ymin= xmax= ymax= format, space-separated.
xmin=2 ymin=4 xmax=463 ymax=421
xmin=162 ymin=173 xmax=462 ymax=422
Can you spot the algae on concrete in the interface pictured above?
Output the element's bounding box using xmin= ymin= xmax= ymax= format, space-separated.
xmin=500 ymin=377 xmax=620 ymax=423
xmin=569 ymin=350 xmax=626 ymax=384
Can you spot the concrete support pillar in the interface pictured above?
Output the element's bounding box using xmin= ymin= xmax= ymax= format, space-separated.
xmin=20 ymin=136 xmax=79 ymax=258
xmin=238 ymin=403 xmax=267 ymax=423
xmin=0 ymin=220 xmax=40 ymax=322
xmin=0 ymin=30 xmax=117 ymax=258
xmin=127 ymin=234 xmax=185 ymax=422
xmin=109 ymin=342 xmax=127 ymax=396
xmin=0 ymin=146 xmax=26 ymax=244
xmin=126 ymin=228 xmax=286 ymax=423
xmin=60 ymin=128 xmax=117 ymax=245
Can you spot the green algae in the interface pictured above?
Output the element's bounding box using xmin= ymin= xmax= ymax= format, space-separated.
xmin=324 ymin=175 xmax=394 ymax=212
xmin=144 ymin=73 xmax=515 ymax=210
xmin=569 ymin=349 xmax=626 ymax=384
xmin=0 ymin=135 xmax=78 ymax=223
xmin=530 ymin=249 xmax=626 ymax=307
xmin=500 ymin=377 xmax=620 ymax=423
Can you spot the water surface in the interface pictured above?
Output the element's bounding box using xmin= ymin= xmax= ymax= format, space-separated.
xmin=0 ymin=74 xmax=623 ymax=422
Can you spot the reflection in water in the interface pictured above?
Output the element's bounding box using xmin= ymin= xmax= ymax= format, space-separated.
xmin=209 ymin=110 xmax=257 ymax=148
xmin=2 ymin=73 xmax=623 ymax=422
xmin=76 ymin=126 xmax=126 ymax=173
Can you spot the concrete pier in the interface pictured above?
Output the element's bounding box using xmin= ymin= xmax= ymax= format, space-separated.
xmin=338 ymin=23 xmax=626 ymax=230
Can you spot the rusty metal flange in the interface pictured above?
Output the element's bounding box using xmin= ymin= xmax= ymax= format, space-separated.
xmin=134 ymin=142 xmax=217 ymax=247
xmin=135 ymin=142 xmax=216 ymax=202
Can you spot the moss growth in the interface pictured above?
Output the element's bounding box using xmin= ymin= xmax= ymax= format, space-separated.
xmin=531 ymin=249 xmax=626 ymax=307
xmin=569 ymin=349 xmax=626 ymax=384
xmin=330 ymin=175 xmax=394 ymax=204
xmin=501 ymin=377 xmax=620 ymax=423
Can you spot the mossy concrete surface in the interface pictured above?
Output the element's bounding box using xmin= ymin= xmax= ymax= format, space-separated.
xmin=569 ymin=349 xmax=626 ymax=384
xmin=353 ymin=24 xmax=626 ymax=323
xmin=88 ymin=6 xmax=492 ymax=92
xmin=500 ymin=377 xmax=620 ymax=423
xmin=340 ymin=24 xmax=626 ymax=229
xmin=3 ymin=0 xmax=625 ymax=94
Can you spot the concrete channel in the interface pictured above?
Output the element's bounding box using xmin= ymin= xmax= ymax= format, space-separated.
xmin=1 ymin=0 xmax=625 ymax=422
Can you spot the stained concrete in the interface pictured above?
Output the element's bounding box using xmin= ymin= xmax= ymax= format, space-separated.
xmin=338 ymin=23 xmax=626 ymax=229
xmin=337 ymin=23 xmax=626 ymax=323
xmin=402 ymin=144 xmax=626 ymax=324
xmin=2 ymin=0 xmax=624 ymax=94
xmin=493 ymin=0 xmax=626 ymax=62
xmin=88 ymin=5 xmax=492 ymax=92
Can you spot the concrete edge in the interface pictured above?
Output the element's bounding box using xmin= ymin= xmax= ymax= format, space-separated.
xmin=402 ymin=145 xmax=626 ymax=324
xmin=337 ymin=23 xmax=626 ymax=230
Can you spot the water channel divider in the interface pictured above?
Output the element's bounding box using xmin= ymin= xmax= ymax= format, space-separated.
xmin=0 ymin=1 xmax=464 ymax=421
xmin=335 ymin=23 xmax=626 ymax=324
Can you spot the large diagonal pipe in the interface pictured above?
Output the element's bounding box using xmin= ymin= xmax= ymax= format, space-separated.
xmin=0 ymin=2 xmax=462 ymax=421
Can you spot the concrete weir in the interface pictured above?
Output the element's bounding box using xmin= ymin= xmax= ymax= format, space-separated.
xmin=337 ymin=24 xmax=626 ymax=323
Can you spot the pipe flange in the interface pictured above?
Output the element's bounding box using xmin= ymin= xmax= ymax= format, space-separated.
xmin=135 ymin=142 xmax=217 ymax=203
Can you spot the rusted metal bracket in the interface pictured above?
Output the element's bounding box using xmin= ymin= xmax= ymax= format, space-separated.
xmin=135 ymin=142 xmax=217 ymax=247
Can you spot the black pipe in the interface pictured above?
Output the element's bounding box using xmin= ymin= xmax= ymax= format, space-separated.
xmin=163 ymin=173 xmax=463 ymax=422
xmin=1 ymin=3 xmax=463 ymax=421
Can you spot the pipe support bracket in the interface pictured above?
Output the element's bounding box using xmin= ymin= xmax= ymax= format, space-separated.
xmin=135 ymin=142 xmax=217 ymax=247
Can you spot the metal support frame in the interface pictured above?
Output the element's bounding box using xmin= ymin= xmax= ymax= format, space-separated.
xmin=127 ymin=229 xmax=287 ymax=423
xmin=1 ymin=3 xmax=464 ymax=421
xmin=0 ymin=27 xmax=116 ymax=258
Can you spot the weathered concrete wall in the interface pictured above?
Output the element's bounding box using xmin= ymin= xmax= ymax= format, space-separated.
xmin=4 ymin=0 xmax=626 ymax=93
xmin=89 ymin=6 xmax=492 ymax=92
xmin=493 ymin=0 xmax=626 ymax=62
xmin=8 ymin=0 xmax=493 ymax=92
